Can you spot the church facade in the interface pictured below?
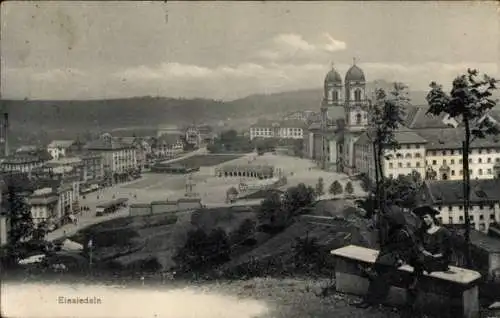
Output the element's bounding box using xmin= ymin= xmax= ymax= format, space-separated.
xmin=304 ymin=61 xmax=371 ymax=175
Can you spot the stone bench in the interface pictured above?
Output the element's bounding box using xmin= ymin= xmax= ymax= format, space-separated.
xmin=331 ymin=245 xmax=482 ymax=318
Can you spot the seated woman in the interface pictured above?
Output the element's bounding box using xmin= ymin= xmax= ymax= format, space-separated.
xmin=408 ymin=205 xmax=453 ymax=305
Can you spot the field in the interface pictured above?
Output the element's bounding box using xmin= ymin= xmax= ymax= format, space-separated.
xmin=172 ymin=154 xmax=244 ymax=168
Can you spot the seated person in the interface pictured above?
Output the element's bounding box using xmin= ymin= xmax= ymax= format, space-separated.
xmin=407 ymin=205 xmax=452 ymax=305
xmin=354 ymin=205 xmax=419 ymax=309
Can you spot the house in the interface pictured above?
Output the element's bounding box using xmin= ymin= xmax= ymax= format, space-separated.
xmin=27 ymin=187 xmax=59 ymax=226
xmin=185 ymin=125 xmax=215 ymax=147
xmin=47 ymin=140 xmax=77 ymax=160
xmin=155 ymin=134 xmax=184 ymax=159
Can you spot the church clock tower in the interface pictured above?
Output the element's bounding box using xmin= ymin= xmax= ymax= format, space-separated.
xmin=342 ymin=58 xmax=370 ymax=174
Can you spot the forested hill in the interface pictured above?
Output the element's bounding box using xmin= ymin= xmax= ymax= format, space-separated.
xmin=0 ymin=80 xmax=431 ymax=133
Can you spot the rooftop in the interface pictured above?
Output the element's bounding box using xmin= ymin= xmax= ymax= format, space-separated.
xmin=421 ymin=179 xmax=500 ymax=205
xmin=251 ymin=119 xmax=307 ymax=129
xmin=416 ymin=128 xmax=500 ymax=150
xmin=47 ymin=140 xmax=75 ymax=149
xmin=84 ymin=138 xmax=135 ymax=151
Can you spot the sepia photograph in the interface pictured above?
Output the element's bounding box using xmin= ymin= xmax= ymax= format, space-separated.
xmin=0 ymin=1 xmax=499 ymax=317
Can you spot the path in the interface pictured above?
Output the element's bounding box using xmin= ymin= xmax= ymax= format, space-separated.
xmin=160 ymin=147 xmax=207 ymax=164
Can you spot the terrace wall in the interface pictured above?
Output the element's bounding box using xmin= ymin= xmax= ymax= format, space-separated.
xmin=151 ymin=202 xmax=178 ymax=214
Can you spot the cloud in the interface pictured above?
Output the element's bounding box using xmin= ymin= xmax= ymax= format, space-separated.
xmin=31 ymin=68 xmax=86 ymax=82
xmin=255 ymin=33 xmax=347 ymax=62
xmin=2 ymin=62 xmax=498 ymax=100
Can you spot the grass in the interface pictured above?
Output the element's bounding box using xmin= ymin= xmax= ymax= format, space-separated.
xmin=173 ymin=154 xmax=243 ymax=168
xmin=187 ymin=277 xmax=400 ymax=318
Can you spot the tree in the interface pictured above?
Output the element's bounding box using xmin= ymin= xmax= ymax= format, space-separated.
xmin=32 ymin=221 xmax=49 ymax=241
xmin=6 ymin=181 xmax=34 ymax=245
xmin=257 ymin=191 xmax=283 ymax=226
xmin=426 ymin=69 xmax=499 ymax=267
xmin=173 ymin=228 xmax=208 ymax=273
xmin=282 ymin=183 xmax=316 ymax=216
xmin=172 ymin=227 xmax=230 ymax=275
xmin=329 ymin=180 xmax=343 ymax=197
xmin=226 ymin=186 xmax=239 ymax=203
xmin=293 ymin=234 xmax=322 ymax=273
xmin=230 ymin=218 xmax=257 ymax=245
xmin=383 ymin=175 xmax=419 ymax=210
xmin=370 ymin=84 xmax=407 ymax=204
xmin=344 ymin=181 xmax=354 ymax=196
xmin=368 ymin=84 xmax=407 ymax=246
xmin=315 ymin=177 xmax=325 ymax=197
xmin=205 ymin=228 xmax=231 ymax=265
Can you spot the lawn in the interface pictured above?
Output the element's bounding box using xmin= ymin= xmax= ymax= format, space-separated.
xmin=174 ymin=154 xmax=244 ymax=168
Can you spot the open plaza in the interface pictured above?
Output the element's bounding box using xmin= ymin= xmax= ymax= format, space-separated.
xmin=46 ymin=151 xmax=364 ymax=241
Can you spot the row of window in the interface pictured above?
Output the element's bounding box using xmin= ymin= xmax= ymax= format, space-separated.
xmin=251 ymin=128 xmax=303 ymax=132
xmin=428 ymin=148 xmax=500 ymax=156
xmin=436 ymin=204 xmax=497 ymax=211
xmin=388 ymin=162 xmax=423 ymax=168
xmin=429 ymin=157 xmax=500 ymax=165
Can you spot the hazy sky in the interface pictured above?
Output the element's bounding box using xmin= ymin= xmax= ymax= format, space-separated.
xmin=1 ymin=1 xmax=499 ymax=100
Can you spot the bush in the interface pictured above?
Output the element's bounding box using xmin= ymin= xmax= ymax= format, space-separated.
xmin=173 ymin=227 xmax=231 ymax=275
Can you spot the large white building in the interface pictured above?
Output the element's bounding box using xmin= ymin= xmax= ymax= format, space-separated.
xmin=352 ymin=115 xmax=500 ymax=182
xmin=305 ymin=63 xmax=500 ymax=183
xmin=419 ymin=179 xmax=500 ymax=233
xmin=249 ymin=119 xmax=306 ymax=140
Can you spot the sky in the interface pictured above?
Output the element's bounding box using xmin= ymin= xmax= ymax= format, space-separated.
xmin=1 ymin=1 xmax=499 ymax=101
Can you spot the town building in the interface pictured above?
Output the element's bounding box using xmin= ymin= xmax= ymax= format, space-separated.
xmin=249 ymin=119 xmax=307 ymax=140
xmin=185 ymin=125 xmax=215 ymax=148
xmin=154 ymin=134 xmax=185 ymax=159
xmin=114 ymin=137 xmax=152 ymax=171
xmin=79 ymin=152 xmax=104 ymax=184
xmin=1 ymin=147 xmax=52 ymax=173
xmin=354 ymin=130 xmax=428 ymax=181
xmin=27 ymin=180 xmax=75 ymax=227
xmin=84 ymin=133 xmax=137 ymax=185
xmin=418 ymin=179 xmax=500 ymax=233
xmin=27 ymin=187 xmax=59 ymax=226
xmin=47 ymin=140 xmax=78 ymax=160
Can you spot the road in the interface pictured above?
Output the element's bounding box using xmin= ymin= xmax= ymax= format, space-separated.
xmin=160 ymin=147 xmax=207 ymax=164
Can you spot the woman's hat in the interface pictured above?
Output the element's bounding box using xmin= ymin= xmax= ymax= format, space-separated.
xmin=412 ymin=205 xmax=440 ymax=217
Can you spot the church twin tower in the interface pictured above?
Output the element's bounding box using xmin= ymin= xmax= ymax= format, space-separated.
xmin=321 ymin=60 xmax=370 ymax=129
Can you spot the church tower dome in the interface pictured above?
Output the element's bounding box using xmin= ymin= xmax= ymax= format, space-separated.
xmin=324 ymin=68 xmax=342 ymax=84
xmin=322 ymin=63 xmax=343 ymax=108
xmin=345 ymin=64 xmax=366 ymax=83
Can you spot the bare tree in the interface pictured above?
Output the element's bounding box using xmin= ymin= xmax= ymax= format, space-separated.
xmin=368 ymin=86 xmax=407 ymax=212
xmin=366 ymin=83 xmax=407 ymax=246
xmin=426 ymin=69 xmax=498 ymax=266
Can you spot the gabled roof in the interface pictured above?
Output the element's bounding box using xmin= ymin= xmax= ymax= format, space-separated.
xmin=402 ymin=105 xmax=451 ymax=129
xmin=84 ymin=138 xmax=134 ymax=150
xmin=47 ymin=140 xmax=75 ymax=149
xmin=421 ymin=179 xmax=500 ymax=205
xmin=416 ymin=128 xmax=500 ymax=150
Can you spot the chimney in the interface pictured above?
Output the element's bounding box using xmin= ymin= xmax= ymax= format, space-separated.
xmin=3 ymin=113 xmax=8 ymax=157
